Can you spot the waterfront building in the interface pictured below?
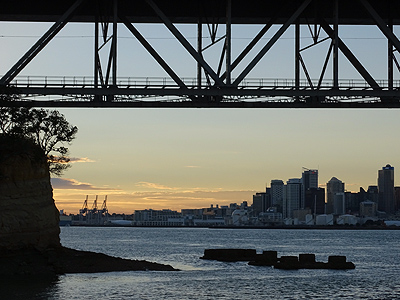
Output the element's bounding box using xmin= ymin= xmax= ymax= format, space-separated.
xmin=133 ymin=209 xmax=183 ymax=226
xmin=336 ymin=214 xmax=358 ymax=225
xmin=315 ymin=214 xmax=334 ymax=225
xmin=326 ymin=177 xmax=345 ymax=214
xmin=293 ymin=208 xmax=312 ymax=224
xmin=360 ymin=201 xmax=377 ymax=217
xmin=232 ymin=209 xmax=249 ymax=226
xmin=284 ymin=178 xmax=302 ymax=219
xmin=378 ymin=164 xmax=395 ymax=215
xmin=181 ymin=208 xmax=204 ymax=219
xmin=258 ymin=207 xmax=283 ymax=225
xmin=301 ymin=168 xmax=318 ymax=208
xmin=271 ymin=179 xmax=285 ymax=213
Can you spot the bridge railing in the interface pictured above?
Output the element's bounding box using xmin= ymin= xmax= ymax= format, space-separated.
xmin=6 ymin=76 xmax=400 ymax=90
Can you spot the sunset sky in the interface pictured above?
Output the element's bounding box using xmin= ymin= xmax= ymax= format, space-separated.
xmin=1 ymin=21 xmax=400 ymax=214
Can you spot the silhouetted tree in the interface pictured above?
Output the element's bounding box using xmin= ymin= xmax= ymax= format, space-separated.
xmin=0 ymin=93 xmax=78 ymax=176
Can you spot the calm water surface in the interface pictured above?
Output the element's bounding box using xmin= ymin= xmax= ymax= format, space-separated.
xmin=4 ymin=227 xmax=400 ymax=299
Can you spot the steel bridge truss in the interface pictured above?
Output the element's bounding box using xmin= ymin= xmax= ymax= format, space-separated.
xmin=2 ymin=0 xmax=400 ymax=108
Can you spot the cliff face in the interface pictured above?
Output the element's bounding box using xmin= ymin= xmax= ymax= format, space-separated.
xmin=0 ymin=136 xmax=61 ymax=251
xmin=0 ymin=136 xmax=176 ymax=276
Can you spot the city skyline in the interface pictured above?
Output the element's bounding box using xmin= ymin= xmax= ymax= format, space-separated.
xmin=1 ymin=22 xmax=400 ymax=214
xmin=53 ymin=160 xmax=397 ymax=214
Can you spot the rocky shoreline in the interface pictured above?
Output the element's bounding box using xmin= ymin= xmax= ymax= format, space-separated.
xmin=0 ymin=246 xmax=177 ymax=277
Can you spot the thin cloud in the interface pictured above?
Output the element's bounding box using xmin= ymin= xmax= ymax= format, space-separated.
xmin=136 ymin=181 xmax=178 ymax=190
xmin=51 ymin=178 xmax=118 ymax=191
xmin=69 ymin=157 xmax=95 ymax=163
xmin=127 ymin=189 xmax=256 ymax=203
xmin=185 ymin=165 xmax=201 ymax=168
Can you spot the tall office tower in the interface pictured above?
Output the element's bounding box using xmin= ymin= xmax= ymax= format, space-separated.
xmin=378 ymin=164 xmax=395 ymax=215
xmin=326 ymin=177 xmax=345 ymax=214
xmin=252 ymin=190 xmax=271 ymax=217
xmin=271 ymin=179 xmax=284 ymax=212
xmin=304 ymin=188 xmax=325 ymax=215
xmin=301 ymin=168 xmax=318 ymax=208
xmin=284 ymin=178 xmax=302 ymax=218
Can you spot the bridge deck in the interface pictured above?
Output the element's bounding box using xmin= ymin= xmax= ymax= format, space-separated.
xmin=1 ymin=0 xmax=400 ymax=24
xmin=4 ymin=76 xmax=400 ymax=108
xmin=9 ymin=76 xmax=400 ymax=91
xmin=2 ymin=0 xmax=400 ymax=108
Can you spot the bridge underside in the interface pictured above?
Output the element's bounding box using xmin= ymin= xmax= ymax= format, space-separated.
xmin=2 ymin=0 xmax=400 ymax=25
xmin=2 ymin=0 xmax=400 ymax=108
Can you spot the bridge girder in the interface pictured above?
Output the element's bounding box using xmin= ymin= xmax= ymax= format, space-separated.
xmin=1 ymin=0 xmax=400 ymax=108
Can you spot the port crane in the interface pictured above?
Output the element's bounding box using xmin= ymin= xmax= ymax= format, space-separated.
xmin=78 ymin=195 xmax=109 ymax=225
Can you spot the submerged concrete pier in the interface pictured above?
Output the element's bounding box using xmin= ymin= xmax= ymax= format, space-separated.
xmin=201 ymin=248 xmax=355 ymax=270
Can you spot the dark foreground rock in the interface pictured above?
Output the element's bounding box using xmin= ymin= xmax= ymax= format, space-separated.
xmin=0 ymin=246 xmax=177 ymax=277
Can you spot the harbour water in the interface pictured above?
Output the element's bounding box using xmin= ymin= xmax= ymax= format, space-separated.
xmin=4 ymin=227 xmax=400 ymax=299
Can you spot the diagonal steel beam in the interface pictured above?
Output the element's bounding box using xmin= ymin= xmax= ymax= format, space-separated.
xmin=0 ymin=0 xmax=85 ymax=85
xmin=318 ymin=42 xmax=334 ymax=89
xmin=145 ymin=0 xmax=224 ymax=87
xmin=220 ymin=17 xmax=276 ymax=81
xmin=358 ymin=0 xmax=400 ymax=54
xmin=120 ymin=15 xmax=194 ymax=98
xmin=233 ymin=0 xmax=312 ymax=86
xmin=319 ymin=18 xmax=380 ymax=90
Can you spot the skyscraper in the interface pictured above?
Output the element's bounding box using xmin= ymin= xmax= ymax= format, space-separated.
xmin=270 ymin=179 xmax=284 ymax=213
xmin=326 ymin=177 xmax=345 ymax=214
xmin=302 ymin=168 xmax=318 ymax=209
xmin=302 ymin=169 xmax=318 ymax=190
xmin=252 ymin=190 xmax=270 ymax=216
xmin=284 ymin=178 xmax=302 ymax=218
xmin=378 ymin=164 xmax=395 ymax=215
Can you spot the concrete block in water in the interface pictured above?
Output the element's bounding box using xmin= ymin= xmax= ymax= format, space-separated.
xmin=248 ymin=250 xmax=278 ymax=266
xmin=327 ymin=255 xmax=355 ymax=269
xmin=201 ymin=249 xmax=257 ymax=262
xmin=275 ymin=256 xmax=300 ymax=269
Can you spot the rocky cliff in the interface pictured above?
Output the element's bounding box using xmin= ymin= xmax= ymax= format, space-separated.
xmin=0 ymin=135 xmax=176 ymax=276
xmin=0 ymin=136 xmax=60 ymax=251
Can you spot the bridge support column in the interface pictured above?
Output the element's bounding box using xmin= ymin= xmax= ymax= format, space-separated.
xmin=333 ymin=0 xmax=339 ymax=89
xmin=295 ymin=21 xmax=300 ymax=101
xmin=225 ymin=0 xmax=232 ymax=85
xmin=94 ymin=8 xmax=101 ymax=102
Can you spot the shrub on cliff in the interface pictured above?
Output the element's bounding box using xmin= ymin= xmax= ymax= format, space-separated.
xmin=0 ymin=95 xmax=78 ymax=176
